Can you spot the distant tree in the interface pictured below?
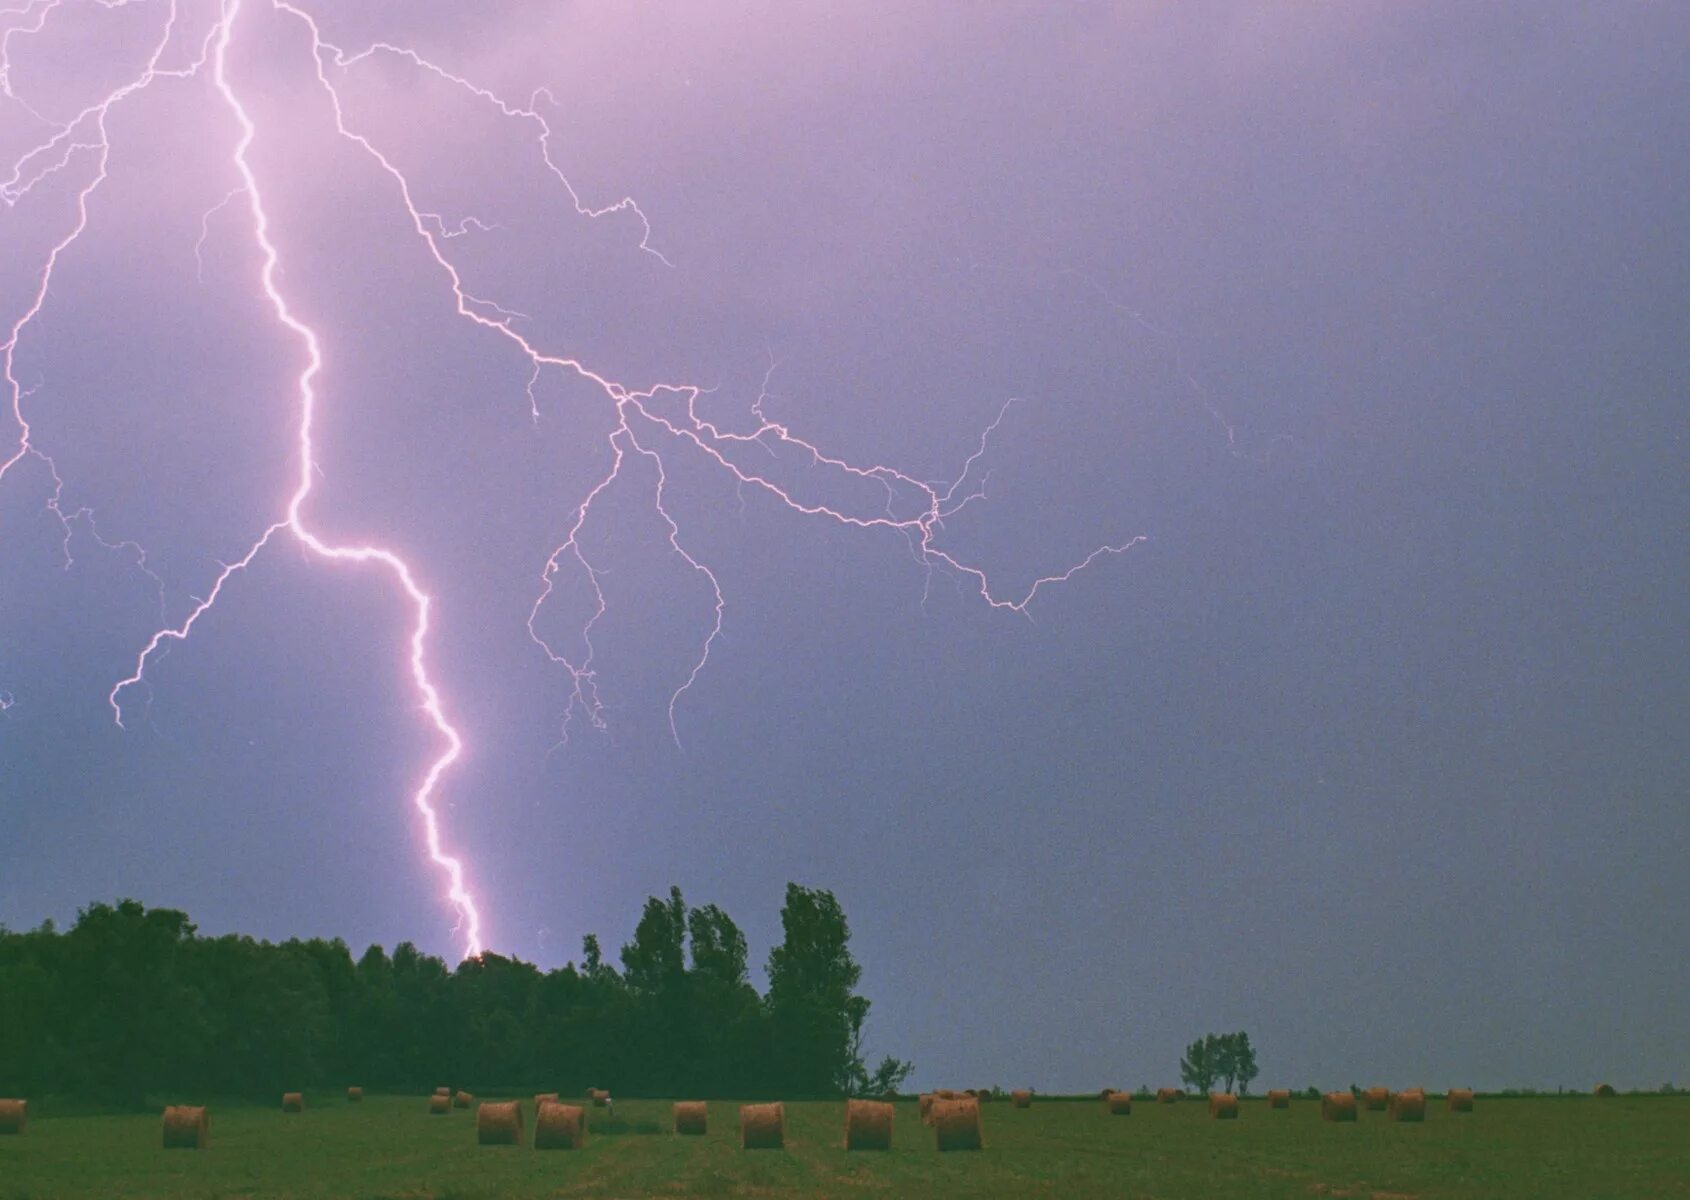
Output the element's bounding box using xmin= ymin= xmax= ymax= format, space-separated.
xmin=1211 ymin=1031 xmax=1259 ymax=1095
xmin=1179 ymin=1035 xmax=1219 ymax=1095
xmin=1232 ymin=1032 xmax=1259 ymax=1095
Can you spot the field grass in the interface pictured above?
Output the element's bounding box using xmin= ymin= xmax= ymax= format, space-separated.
xmin=1 ymin=1092 xmax=1686 ymax=1199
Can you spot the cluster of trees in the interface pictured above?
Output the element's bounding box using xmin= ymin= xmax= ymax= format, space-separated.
xmin=0 ymin=885 xmax=912 ymax=1105
xmin=1179 ymin=1031 xmax=1258 ymax=1096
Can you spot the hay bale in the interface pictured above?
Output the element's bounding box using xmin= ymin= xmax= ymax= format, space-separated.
xmin=281 ymin=1092 xmax=304 ymax=1113
xmin=1447 ymin=1088 xmax=1475 ymax=1112
xmin=533 ymin=1092 xmax=559 ymax=1109
xmin=589 ymin=1088 xmax=610 ymax=1108
xmin=453 ymin=1090 xmax=472 ymax=1109
xmin=533 ymin=1101 xmax=587 ymax=1150
xmin=1010 ymin=1089 xmax=1032 ymax=1109
xmin=1389 ymin=1089 xmax=1426 ymax=1122
xmin=932 ymin=1096 xmax=983 ymax=1151
xmin=1361 ymin=1086 xmax=1389 ymax=1111
xmin=1267 ymin=1089 xmax=1290 ymax=1108
xmin=740 ymin=1101 xmax=784 ymax=1149
xmin=918 ymin=1093 xmax=935 ymax=1124
xmin=162 ymin=1105 xmax=209 ymax=1149
xmin=429 ymin=1094 xmax=450 ymax=1115
xmin=674 ymin=1101 xmax=707 ymax=1135
xmin=1209 ymin=1092 xmax=1239 ymax=1120
xmin=0 ymin=1100 xmax=26 ymax=1135
xmin=844 ymin=1098 xmax=893 ymax=1150
xmin=1321 ymin=1092 xmax=1358 ymax=1122
xmin=477 ymin=1100 xmax=524 ymax=1146
xmin=1107 ymin=1091 xmax=1133 ymax=1115
xmin=434 ymin=1086 xmax=451 ymax=1096
xmin=346 ymin=1086 xmax=363 ymax=1102
xmin=1595 ymin=1083 xmax=1617 ymax=1097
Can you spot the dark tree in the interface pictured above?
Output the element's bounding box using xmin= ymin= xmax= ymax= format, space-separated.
xmin=765 ymin=884 xmax=870 ymax=1096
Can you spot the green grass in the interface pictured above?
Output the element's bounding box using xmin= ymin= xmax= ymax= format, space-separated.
xmin=1 ymin=1092 xmax=1686 ymax=1198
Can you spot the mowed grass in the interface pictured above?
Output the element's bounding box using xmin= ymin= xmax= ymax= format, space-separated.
xmin=2 ymin=1093 xmax=1686 ymax=1199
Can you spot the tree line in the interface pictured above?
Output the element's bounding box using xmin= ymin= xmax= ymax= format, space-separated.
xmin=0 ymin=885 xmax=913 ymax=1106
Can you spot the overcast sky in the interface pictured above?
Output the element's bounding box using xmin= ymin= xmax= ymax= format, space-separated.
xmin=2 ymin=1 xmax=1685 ymax=1094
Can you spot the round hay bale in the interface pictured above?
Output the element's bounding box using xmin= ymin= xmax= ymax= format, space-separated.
xmin=434 ymin=1086 xmax=451 ymax=1096
xmin=533 ymin=1092 xmax=559 ymax=1109
xmin=1156 ymin=1087 xmax=1179 ymax=1104
xmin=1209 ymin=1093 xmax=1239 ymax=1120
xmin=428 ymin=1094 xmax=450 ymax=1115
xmin=1107 ymin=1091 xmax=1133 ymax=1116
xmin=674 ymin=1101 xmax=707 ymax=1136
xmin=934 ymin=1088 xmax=960 ymax=1100
xmin=1595 ymin=1083 xmax=1617 ymax=1097
xmin=1361 ymin=1086 xmax=1389 ymax=1111
xmin=1447 ymin=1088 xmax=1475 ymax=1112
xmin=533 ymin=1101 xmax=587 ymax=1150
xmin=844 ymin=1098 xmax=893 ymax=1150
xmin=281 ymin=1092 xmax=304 ymax=1113
xmin=1389 ymin=1090 xmax=1426 ymax=1122
xmin=1266 ymin=1089 xmax=1290 ymax=1108
xmin=1010 ymin=1089 xmax=1032 ymax=1109
xmin=453 ymin=1090 xmax=472 ymax=1109
xmin=1321 ymin=1092 xmax=1358 ymax=1122
xmin=477 ymin=1100 xmax=524 ymax=1146
xmin=740 ymin=1101 xmax=784 ymax=1149
xmin=931 ymin=1096 xmax=983 ymax=1151
xmin=346 ymin=1086 xmax=363 ymax=1102
xmin=589 ymin=1088 xmax=610 ymax=1108
xmin=918 ymin=1093 xmax=935 ymax=1125
xmin=0 ymin=1100 xmax=26 ymax=1135
xmin=162 ymin=1105 xmax=208 ymax=1149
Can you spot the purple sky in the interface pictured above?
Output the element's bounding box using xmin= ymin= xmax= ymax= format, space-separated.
xmin=2 ymin=1 xmax=1685 ymax=1093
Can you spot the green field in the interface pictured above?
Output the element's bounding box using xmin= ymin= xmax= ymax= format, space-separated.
xmin=2 ymin=1093 xmax=1685 ymax=1199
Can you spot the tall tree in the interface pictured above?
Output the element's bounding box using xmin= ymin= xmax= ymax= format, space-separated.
xmin=685 ymin=902 xmax=762 ymax=1095
xmin=765 ymin=884 xmax=868 ymax=1096
xmin=621 ymin=887 xmax=692 ymax=1091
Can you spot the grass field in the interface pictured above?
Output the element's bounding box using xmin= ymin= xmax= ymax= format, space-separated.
xmin=1 ymin=1092 xmax=1686 ymax=1199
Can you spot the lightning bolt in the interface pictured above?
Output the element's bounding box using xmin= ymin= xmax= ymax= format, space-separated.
xmin=3 ymin=0 xmax=1147 ymax=961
